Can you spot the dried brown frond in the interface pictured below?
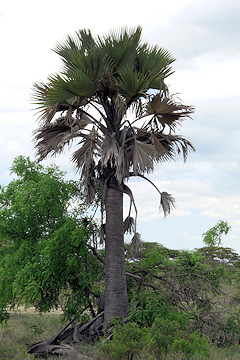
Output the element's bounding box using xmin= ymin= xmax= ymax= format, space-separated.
xmin=72 ymin=127 xmax=99 ymax=168
xmin=123 ymin=216 xmax=135 ymax=234
xmin=150 ymin=133 xmax=174 ymax=162
xmin=130 ymin=232 xmax=143 ymax=257
xmin=160 ymin=191 xmax=176 ymax=216
xmin=146 ymin=93 xmax=194 ymax=132
xmin=115 ymin=146 xmax=130 ymax=184
xmin=101 ymin=133 xmax=119 ymax=168
xmin=130 ymin=140 xmax=155 ymax=174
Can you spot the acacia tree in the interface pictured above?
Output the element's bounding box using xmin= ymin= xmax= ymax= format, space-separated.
xmin=0 ymin=156 xmax=102 ymax=323
xmin=32 ymin=27 xmax=195 ymax=322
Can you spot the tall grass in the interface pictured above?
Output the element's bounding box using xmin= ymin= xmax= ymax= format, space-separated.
xmin=0 ymin=311 xmax=62 ymax=359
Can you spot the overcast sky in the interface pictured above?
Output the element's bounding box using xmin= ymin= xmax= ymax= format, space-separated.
xmin=0 ymin=0 xmax=240 ymax=252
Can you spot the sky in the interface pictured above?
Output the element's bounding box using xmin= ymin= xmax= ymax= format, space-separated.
xmin=0 ymin=0 xmax=240 ymax=252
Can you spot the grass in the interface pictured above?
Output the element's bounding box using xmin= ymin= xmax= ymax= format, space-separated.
xmin=0 ymin=311 xmax=62 ymax=359
xmin=1 ymin=311 xmax=240 ymax=360
xmin=0 ymin=310 xmax=97 ymax=360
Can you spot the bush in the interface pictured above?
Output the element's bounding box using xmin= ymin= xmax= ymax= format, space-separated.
xmin=145 ymin=316 xmax=209 ymax=359
xmin=98 ymin=322 xmax=146 ymax=360
xmin=171 ymin=331 xmax=210 ymax=359
xmin=98 ymin=315 xmax=210 ymax=360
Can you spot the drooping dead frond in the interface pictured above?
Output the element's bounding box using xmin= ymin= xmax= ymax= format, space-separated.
xmin=130 ymin=140 xmax=155 ymax=174
xmin=34 ymin=113 xmax=93 ymax=161
xmin=101 ymin=133 xmax=119 ymax=168
xmin=150 ymin=133 xmax=175 ymax=162
xmin=71 ymin=128 xmax=100 ymax=202
xmin=115 ymin=146 xmax=129 ymax=184
xmin=160 ymin=191 xmax=176 ymax=217
xmin=123 ymin=216 xmax=135 ymax=234
xmin=34 ymin=119 xmax=77 ymax=161
xmin=72 ymin=127 xmax=99 ymax=169
xmin=130 ymin=232 xmax=143 ymax=257
xmin=80 ymin=161 xmax=97 ymax=203
xmin=168 ymin=135 xmax=196 ymax=162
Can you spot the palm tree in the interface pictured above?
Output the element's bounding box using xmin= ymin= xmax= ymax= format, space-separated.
xmin=32 ymin=27 xmax=195 ymax=323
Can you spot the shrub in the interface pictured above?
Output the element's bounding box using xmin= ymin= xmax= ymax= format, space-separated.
xmin=98 ymin=322 xmax=146 ymax=360
xmin=171 ymin=331 xmax=210 ymax=359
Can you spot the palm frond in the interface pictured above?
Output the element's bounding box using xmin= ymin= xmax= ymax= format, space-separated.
xmin=101 ymin=133 xmax=119 ymax=167
xmin=138 ymin=44 xmax=175 ymax=85
xmin=100 ymin=26 xmax=142 ymax=74
xmin=33 ymin=72 xmax=97 ymax=120
xmin=130 ymin=232 xmax=143 ymax=257
xmin=146 ymin=93 xmax=194 ymax=131
xmin=54 ymin=29 xmax=95 ymax=59
xmin=167 ymin=135 xmax=196 ymax=162
xmin=81 ymin=161 xmax=97 ymax=203
xmin=34 ymin=117 xmax=85 ymax=161
xmin=130 ymin=140 xmax=155 ymax=174
xmin=67 ymin=47 xmax=112 ymax=84
xmin=76 ymin=29 xmax=96 ymax=52
xmin=160 ymin=191 xmax=176 ymax=216
xmin=115 ymin=146 xmax=129 ymax=184
xmin=123 ymin=216 xmax=135 ymax=234
xmin=151 ymin=134 xmax=175 ymax=162
xmin=117 ymin=70 xmax=150 ymax=104
xmin=72 ymin=127 xmax=100 ymax=169
xmin=71 ymin=127 xmax=100 ymax=202
xmin=114 ymin=93 xmax=127 ymax=118
xmin=32 ymin=82 xmax=59 ymax=122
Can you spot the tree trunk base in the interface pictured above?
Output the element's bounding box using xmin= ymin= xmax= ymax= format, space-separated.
xmin=27 ymin=312 xmax=104 ymax=358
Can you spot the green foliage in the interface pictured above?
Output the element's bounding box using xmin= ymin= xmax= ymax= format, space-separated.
xmin=146 ymin=317 xmax=210 ymax=359
xmin=98 ymin=317 xmax=210 ymax=360
xmin=0 ymin=156 xmax=103 ymax=323
xmin=125 ymin=236 xmax=240 ymax=346
xmin=199 ymin=246 xmax=240 ymax=267
xmin=129 ymin=290 xmax=168 ymax=327
xmin=203 ymin=220 xmax=231 ymax=247
xmin=99 ymin=323 xmax=146 ymax=360
xmin=170 ymin=331 xmax=210 ymax=359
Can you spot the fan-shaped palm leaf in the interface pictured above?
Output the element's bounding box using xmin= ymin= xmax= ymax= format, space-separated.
xmin=150 ymin=133 xmax=175 ymax=161
xmin=130 ymin=140 xmax=155 ymax=174
xmin=146 ymin=93 xmax=194 ymax=131
xmin=117 ymin=70 xmax=150 ymax=104
xmin=54 ymin=29 xmax=96 ymax=62
xmin=100 ymin=26 xmax=142 ymax=74
xmin=138 ymin=45 xmax=175 ymax=82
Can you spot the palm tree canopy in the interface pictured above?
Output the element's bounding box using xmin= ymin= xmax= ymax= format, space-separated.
xmin=33 ymin=27 xmax=195 ymax=215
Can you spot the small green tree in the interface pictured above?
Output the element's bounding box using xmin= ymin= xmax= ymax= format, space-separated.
xmin=0 ymin=156 xmax=103 ymax=323
xmin=203 ymin=220 xmax=231 ymax=247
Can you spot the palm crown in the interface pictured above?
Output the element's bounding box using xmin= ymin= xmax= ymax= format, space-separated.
xmin=33 ymin=27 xmax=194 ymax=216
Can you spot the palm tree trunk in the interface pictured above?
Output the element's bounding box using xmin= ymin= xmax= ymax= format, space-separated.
xmin=104 ymin=186 xmax=129 ymax=323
